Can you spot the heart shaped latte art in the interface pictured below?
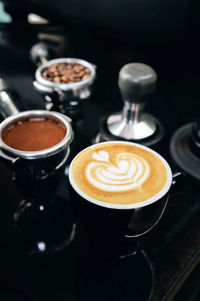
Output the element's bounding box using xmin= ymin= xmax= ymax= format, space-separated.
xmin=86 ymin=150 xmax=150 ymax=192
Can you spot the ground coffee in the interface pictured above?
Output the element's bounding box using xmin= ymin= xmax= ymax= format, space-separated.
xmin=3 ymin=118 xmax=66 ymax=151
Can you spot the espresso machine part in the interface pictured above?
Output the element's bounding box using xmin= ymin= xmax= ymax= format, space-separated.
xmin=30 ymin=42 xmax=51 ymax=66
xmin=0 ymin=79 xmax=20 ymax=119
xmin=33 ymin=57 xmax=96 ymax=119
xmin=94 ymin=63 xmax=164 ymax=146
xmin=170 ymin=118 xmax=200 ymax=180
xmin=0 ymin=109 xmax=75 ymax=254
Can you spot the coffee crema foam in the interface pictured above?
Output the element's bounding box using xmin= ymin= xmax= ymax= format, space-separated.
xmin=87 ymin=151 xmax=150 ymax=192
xmin=70 ymin=143 xmax=168 ymax=205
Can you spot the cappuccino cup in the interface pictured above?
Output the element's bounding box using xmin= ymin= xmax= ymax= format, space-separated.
xmin=69 ymin=141 xmax=172 ymax=239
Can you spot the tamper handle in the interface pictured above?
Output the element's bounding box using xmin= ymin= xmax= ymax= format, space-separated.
xmin=106 ymin=63 xmax=159 ymax=141
xmin=118 ymin=63 xmax=157 ymax=103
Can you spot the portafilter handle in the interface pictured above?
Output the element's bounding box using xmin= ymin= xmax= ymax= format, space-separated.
xmin=0 ymin=79 xmax=21 ymax=164
xmin=107 ymin=63 xmax=158 ymax=140
xmin=0 ymin=79 xmax=20 ymax=119
xmin=30 ymin=42 xmax=56 ymax=67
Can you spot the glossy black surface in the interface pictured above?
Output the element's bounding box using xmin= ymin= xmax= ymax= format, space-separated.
xmin=0 ymin=22 xmax=200 ymax=301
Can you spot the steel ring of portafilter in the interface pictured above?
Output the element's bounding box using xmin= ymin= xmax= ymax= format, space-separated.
xmin=0 ymin=110 xmax=73 ymax=161
xmin=34 ymin=58 xmax=96 ymax=117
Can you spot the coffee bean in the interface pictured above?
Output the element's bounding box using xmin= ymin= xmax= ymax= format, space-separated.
xmin=61 ymin=75 xmax=69 ymax=82
xmin=74 ymin=65 xmax=84 ymax=73
xmin=85 ymin=68 xmax=90 ymax=74
xmin=42 ymin=62 xmax=91 ymax=84
xmin=82 ymin=74 xmax=89 ymax=80
xmin=54 ymin=76 xmax=61 ymax=83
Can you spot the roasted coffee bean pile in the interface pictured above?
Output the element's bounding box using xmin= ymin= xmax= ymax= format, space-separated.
xmin=42 ymin=62 xmax=91 ymax=84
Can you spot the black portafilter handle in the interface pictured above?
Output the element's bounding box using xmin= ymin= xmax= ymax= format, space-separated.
xmin=0 ymin=79 xmax=20 ymax=119
xmin=30 ymin=41 xmax=57 ymax=67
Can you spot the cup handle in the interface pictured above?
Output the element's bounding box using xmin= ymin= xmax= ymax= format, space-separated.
xmin=172 ymin=171 xmax=184 ymax=183
xmin=125 ymin=194 xmax=169 ymax=238
xmin=124 ymin=172 xmax=184 ymax=239
xmin=171 ymin=171 xmax=185 ymax=194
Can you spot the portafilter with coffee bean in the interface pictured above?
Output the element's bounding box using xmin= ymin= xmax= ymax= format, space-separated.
xmin=33 ymin=57 xmax=96 ymax=120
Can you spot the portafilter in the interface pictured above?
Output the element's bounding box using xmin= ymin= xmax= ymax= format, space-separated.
xmin=33 ymin=57 xmax=96 ymax=119
xmin=0 ymin=109 xmax=75 ymax=254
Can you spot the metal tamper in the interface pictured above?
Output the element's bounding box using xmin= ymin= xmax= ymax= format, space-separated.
xmin=94 ymin=63 xmax=164 ymax=146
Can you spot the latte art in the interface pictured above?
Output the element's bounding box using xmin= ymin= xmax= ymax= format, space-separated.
xmin=69 ymin=142 xmax=170 ymax=207
xmin=86 ymin=151 xmax=150 ymax=192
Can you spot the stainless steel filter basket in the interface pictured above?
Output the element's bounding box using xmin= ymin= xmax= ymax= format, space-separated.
xmin=33 ymin=58 xmax=96 ymax=116
xmin=0 ymin=110 xmax=73 ymax=161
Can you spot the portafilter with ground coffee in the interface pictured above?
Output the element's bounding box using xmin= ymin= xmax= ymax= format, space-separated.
xmin=0 ymin=109 xmax=74 ymax=254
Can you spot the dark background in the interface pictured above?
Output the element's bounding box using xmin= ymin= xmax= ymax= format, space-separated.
xmin=1 ymin=0 xmax=200 ymax=130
